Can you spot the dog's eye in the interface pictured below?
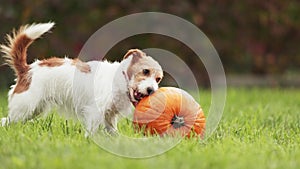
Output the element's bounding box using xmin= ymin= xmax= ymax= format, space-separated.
xmin=143 ymin=69 xmax=150 ymax=75
xmin=156 ymin=77 xmax=161 ymax=83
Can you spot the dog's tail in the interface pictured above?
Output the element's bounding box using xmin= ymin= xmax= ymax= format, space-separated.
xmin=0 ymin=22 xmax=54 ymax=77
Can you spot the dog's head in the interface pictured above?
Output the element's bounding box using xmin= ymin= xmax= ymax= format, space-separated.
xmin=123 ymin=49 xmax=163 ymax=105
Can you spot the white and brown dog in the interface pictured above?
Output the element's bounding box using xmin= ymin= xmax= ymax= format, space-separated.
xmin=0 ymin=22 xmax=163 ymax=136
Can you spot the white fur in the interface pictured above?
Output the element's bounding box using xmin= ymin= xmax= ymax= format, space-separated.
xmin=4 ymin=58 xmax=133 ymax=136
xmin=137 ymin=76 xmax=158 ymax=94
xmin=24 ymin=22 xmax=55 ymax=39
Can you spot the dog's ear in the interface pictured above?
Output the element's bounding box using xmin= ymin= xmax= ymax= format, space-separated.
xmin=123 ymin=49 xmax=146 ymax=60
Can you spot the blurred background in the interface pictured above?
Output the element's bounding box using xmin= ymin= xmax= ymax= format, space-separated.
xmin=0 ymin=0 xmax=299 ymax=89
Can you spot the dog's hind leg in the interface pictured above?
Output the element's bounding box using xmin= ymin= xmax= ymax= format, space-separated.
xmin=1 ymin=89 xmax=45 ymax=126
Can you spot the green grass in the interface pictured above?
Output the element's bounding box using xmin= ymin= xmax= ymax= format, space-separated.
xmin=0 ymin=88 xmax=299 ymax=169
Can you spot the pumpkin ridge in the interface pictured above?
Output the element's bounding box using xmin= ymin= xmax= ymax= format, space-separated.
xmin=133 ymin=87 xmax=206 ymax=138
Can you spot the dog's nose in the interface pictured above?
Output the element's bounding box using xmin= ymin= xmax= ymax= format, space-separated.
xmin=147 ymin=87 xmax=154 ymax=95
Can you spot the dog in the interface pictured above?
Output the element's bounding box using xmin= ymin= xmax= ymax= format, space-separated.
xmin=0 ymin=22 xmax=163 ymax=136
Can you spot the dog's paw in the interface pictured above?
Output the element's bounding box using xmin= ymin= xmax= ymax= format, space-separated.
xmin=105 ymin=127 xmax=119 ymax=136
xmin=1 ymin=117 xmax=9 ymax=126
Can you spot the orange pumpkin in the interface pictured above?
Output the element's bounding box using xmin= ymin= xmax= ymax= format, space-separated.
xmin=133 ymin=87 xmax=205 ymax=137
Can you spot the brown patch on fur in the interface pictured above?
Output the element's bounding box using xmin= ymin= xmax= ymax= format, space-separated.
xmin=10 ymin=35 xmax=33 ymax=94
xmin=72 ymin=58 xmax=91 ymax=73
xmin=104 ymin=105 xmax=118 ymax=132
xmin=38 ymin=57 xmax=91 ymax=73
xmin=132 ymin=68 xmax=163 ymax=84
xmin=0 ymin=27 xmax=34 ymax=94
xmin=126 ymin=53 xmax=163 ymax=81
xmin=125 ymin=49 xmax=146 ymax=79
xmin=10 ymin=35 xmax=32 ymax=72
xmin=123 ymin=49 xmax=146 ymax=59
xmin=13 ymin=70 xmax=32 ymax=94
xmin=39 ymin=57 xmax=65 ymax=67
xmin=1 ymin=29 xmax=33 ymax=73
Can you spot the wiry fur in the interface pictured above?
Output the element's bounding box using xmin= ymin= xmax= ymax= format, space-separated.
xmin=1 ymin=22 xmax=54 ymax=75
xmin=0 ymin=22 xmax=163 ymax=136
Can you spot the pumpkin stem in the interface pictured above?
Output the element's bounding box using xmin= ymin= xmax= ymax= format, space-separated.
xmin=171 ymin=115 xmax=185 ymax=128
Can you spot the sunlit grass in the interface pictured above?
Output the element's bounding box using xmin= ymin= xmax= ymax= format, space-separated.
xmin=0 ymin=88 xmax=299 ymax=169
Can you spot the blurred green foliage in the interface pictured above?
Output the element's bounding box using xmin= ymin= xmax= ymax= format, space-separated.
xmin=0 ymin=0 xmax=299 ymax=88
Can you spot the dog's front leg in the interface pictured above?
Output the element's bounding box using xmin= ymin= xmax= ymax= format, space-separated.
xmin=104 ymin=110 xmax=118 ymax=135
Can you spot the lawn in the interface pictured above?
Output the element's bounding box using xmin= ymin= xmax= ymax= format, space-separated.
xmin=0 ymin=88 xmax=299 ymax=169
